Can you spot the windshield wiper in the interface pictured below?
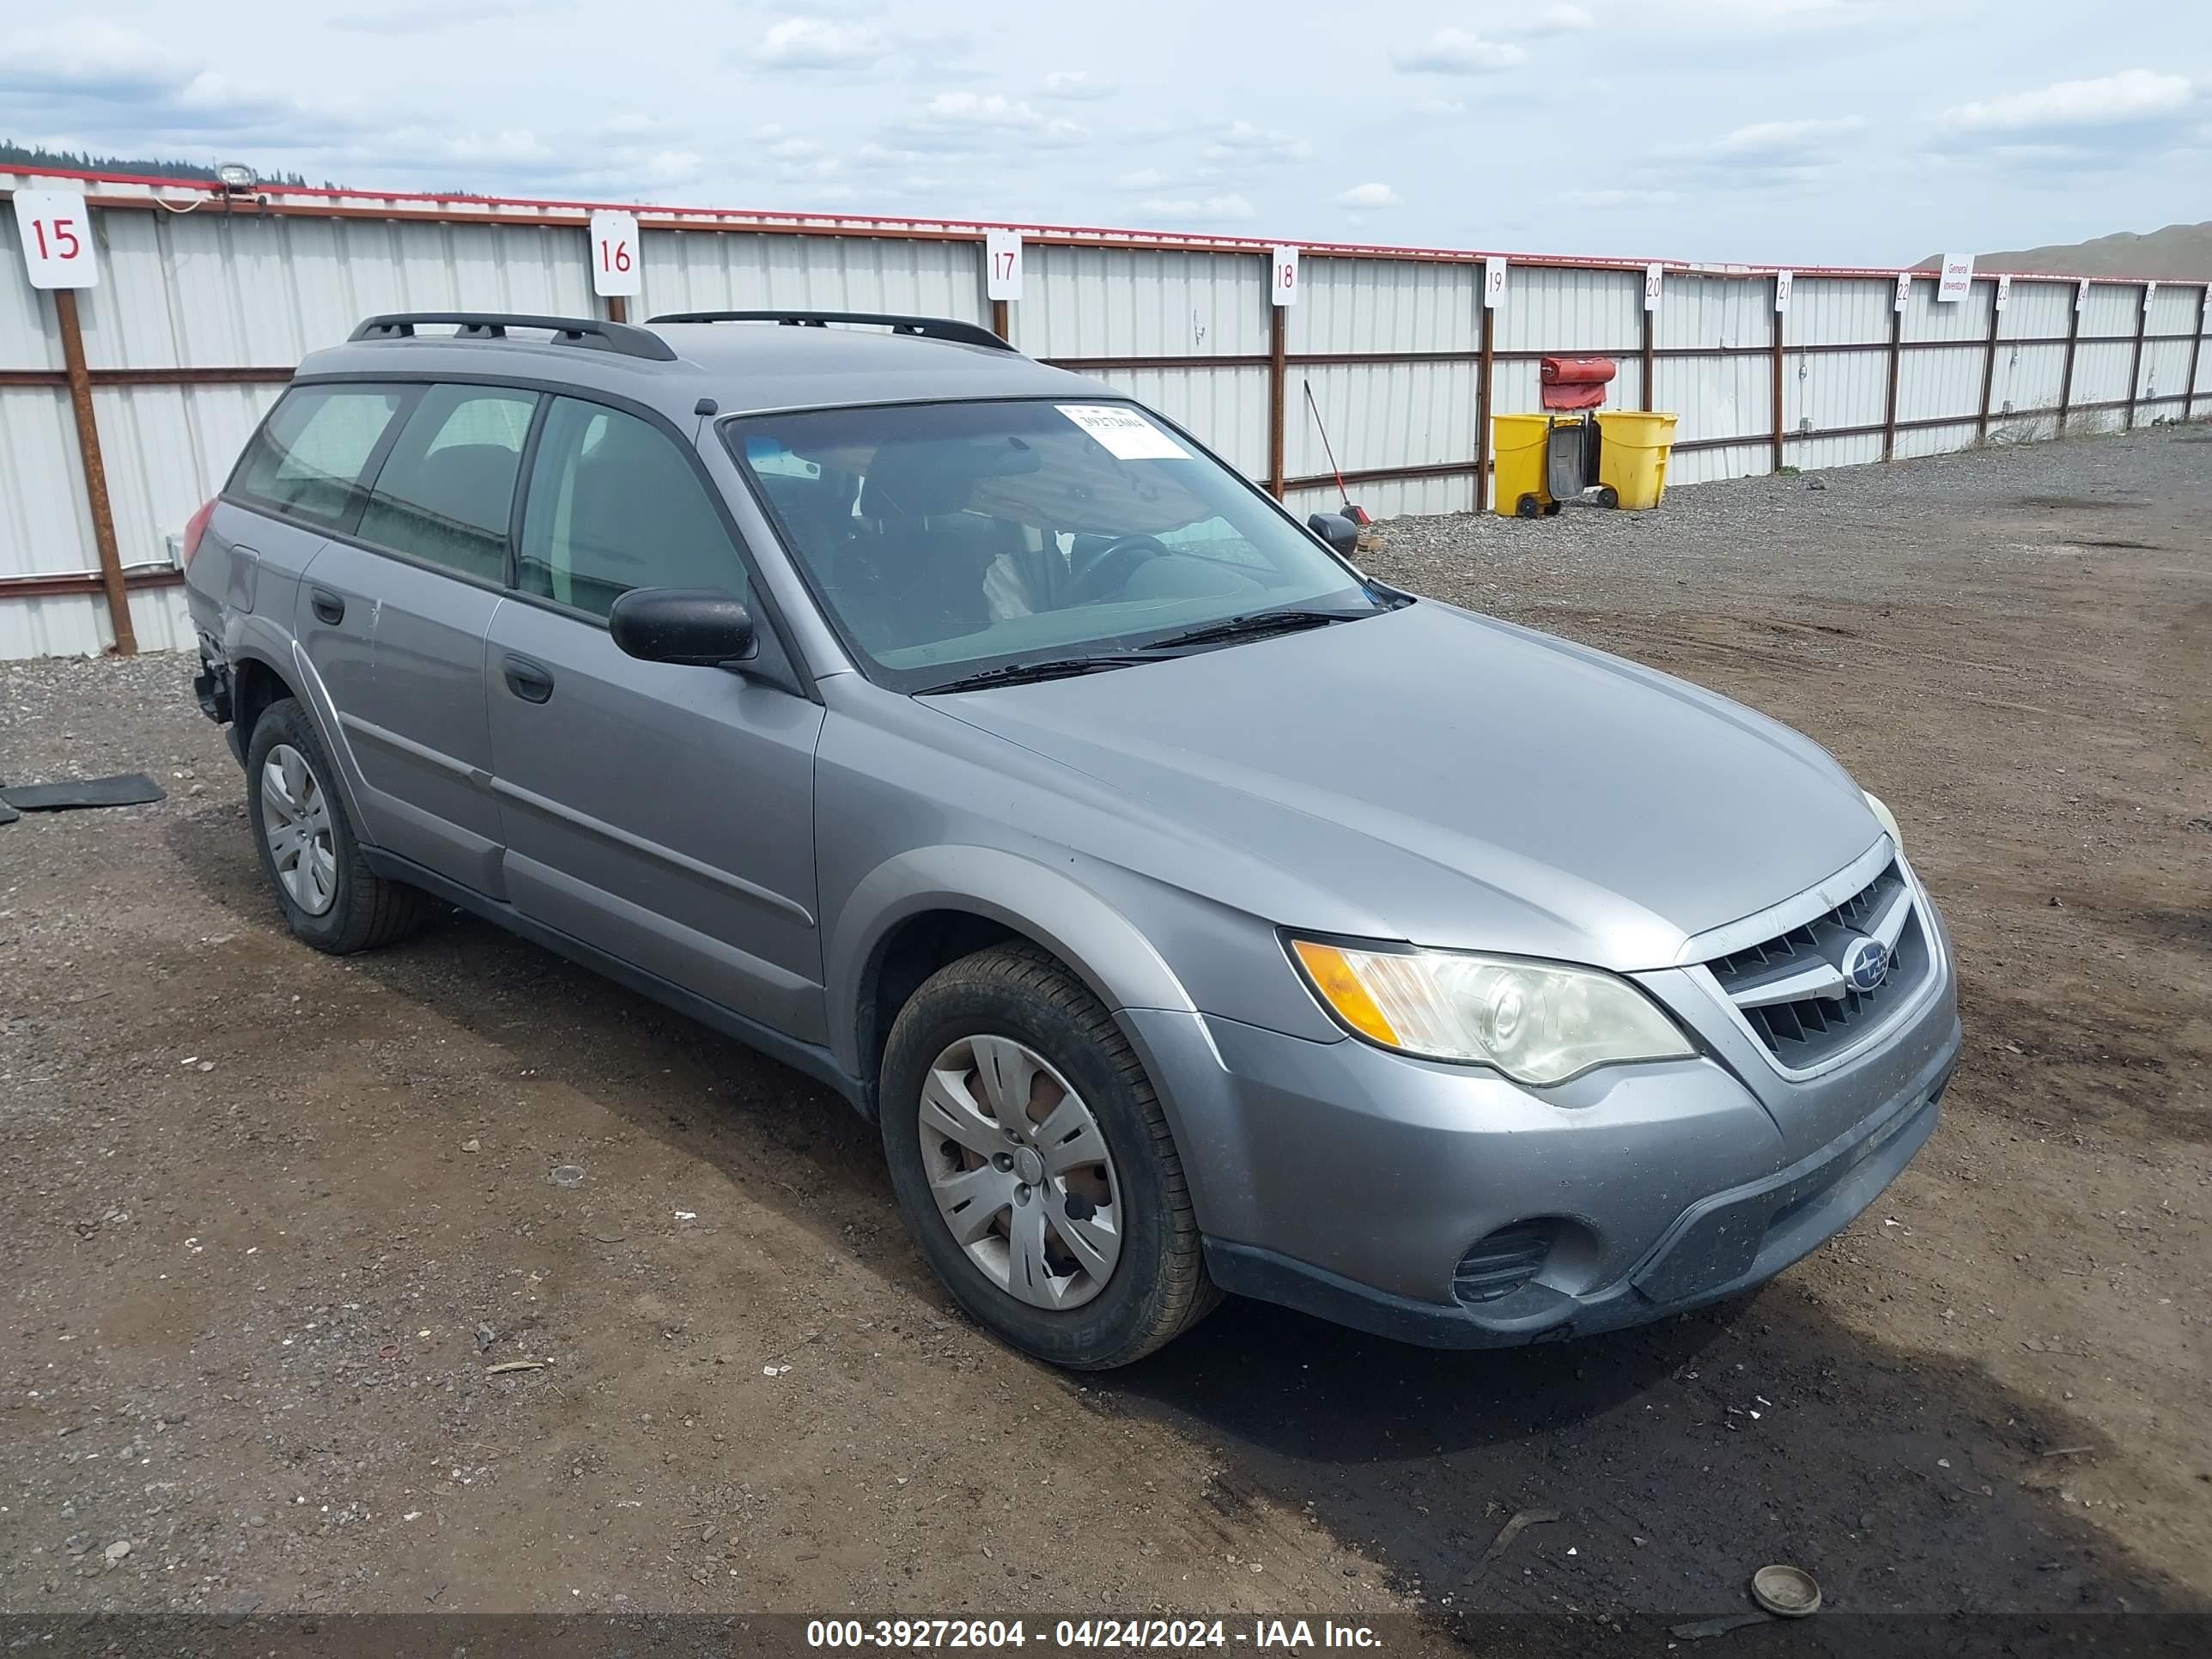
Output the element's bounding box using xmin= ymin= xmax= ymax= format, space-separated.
xmin=918 ymin=653 xmax=1165 ymax=694
xmin=1139 ymin=607 xmax=1376 ymax=653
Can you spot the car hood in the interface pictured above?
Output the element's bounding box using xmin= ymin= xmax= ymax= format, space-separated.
xmin=929 ymin=600 xmax=1884 ymax=970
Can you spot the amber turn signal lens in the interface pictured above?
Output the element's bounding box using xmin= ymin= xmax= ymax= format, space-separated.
xmin=1291 ymin=939 xmax=1401 ymax=1047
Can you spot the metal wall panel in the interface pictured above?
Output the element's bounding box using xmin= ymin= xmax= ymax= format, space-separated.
xmin=2136 ymin=341 xmax=2191 ymax=423
xmin=2147 ymin=284 xmax=2200 ymax=337
xmin=1902 ymin=279 xmax=1995 ymax=345
xmin=1790 ymin=432 xmax=1885 ymax=471
xmin=1494 ymin=266 xmax=1640 ymax=355
xmin=1286 ymin=474 xmax=1473 ymax=524
xmin=0 ymin=218 xmax=64 ymax=371
xmin=1024 ymin=246 xmax=1266 ymax=359
xmin=1788 ymin=347 xmax=1887 ymax=439
xmin=2069 ymin=340 xmax=2135 ymax=411
xmin=0 ymin=387 xmax=88 ymax=579
xmin=1893 ymin=419 xmax=1980 ymax=460
xmin=1895 ymin=343 xmax=1984 ymax=427
xmin=98 ymin=384 xmax=283 ymax=574
xmin=1991 ymin=343 xmax=2068 ymax=428
xmin=1655 ymin=273 xmax=1774 ymax=351
xmin=1291 ymin=362 xmax=1478 ymax=478
xmin=639 ymin=230 xmax=983 ymax=324
xmin=1792 ymin=276 xmax=1889 ymax=348
xmin=2077 ymin=284 xmax=2138 ymax=339
xmin=1291 ymin=258 xmax=1480 ymax=354
xmin=2003 ymin=279 xmax=2072 ymax=341
xmin=1668 ymin=438 xmax=1771 ymax=487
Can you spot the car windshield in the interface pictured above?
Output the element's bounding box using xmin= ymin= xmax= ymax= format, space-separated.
xmin=725 ymin=398 xmax=1382 ymax=690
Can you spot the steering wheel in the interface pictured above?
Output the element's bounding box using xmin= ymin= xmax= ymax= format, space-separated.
xmin=1066 ymin=534 xmax=1172 ymax=603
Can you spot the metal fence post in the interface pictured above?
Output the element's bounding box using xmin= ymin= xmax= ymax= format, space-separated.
xmin=2057 ymin=288 xmax=2081 ymax=437
xmin=1881 ymin=290 xmax=1903 ymax=462
xmin=991 ymin=298 xmax=1010 ymax=343
xmin=2125 ymin=283 xmax=2148 ymax=430
xmin=1474 ymin=300 xmax=1494 ymax=514
xmin=606 ymin=295 xmax=629 ymax=324
xmin=53 ymin=288 xmax=137 ymax=656
xmin=1977 ymin=279 xmax=2002 ymax=441
xmin=1640 ymin=302 xmax=1655 ymax=413
xmin=1267 ymin=301 xmax=1286 ymax=499
xmin=2185 ymin=284 xmax=2207 ymax=424
xmin=1770 ymin=275 xmax=1785 ymax=474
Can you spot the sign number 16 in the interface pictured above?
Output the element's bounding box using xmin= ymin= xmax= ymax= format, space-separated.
xmin=588 ymin=210 xmax=641 ymax=298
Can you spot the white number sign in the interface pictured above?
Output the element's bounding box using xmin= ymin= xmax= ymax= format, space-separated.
xmin=986 ymin=229 xmax=1024 ymax=302
xmin=1994 ymin=274 xmax=2010 ymax=312
xmin=1893 ymin=271 xmax=1912 ymax=312
xmin=2142 ymin=280 xmax=2158 ymax=315
xmin=1643 ymin=263 xmax=1663 ymax=312
xmin=12 ymin=189 xmax=99 ymax=289
xmin=1773 ymin=270 xmax=1793 ymax=313
xmin=1936 ymin=252 xmax=1975 ymax=303
xmin=1482 ymin=256 xmax=1507 ymax=310
xmin=2075 ymin=279 xmax=2091 ymax=313
xmin=1270 ymin=245 xmax=1299 ymax=307
xmin=589 ymin=210 xmax=641 ymax=298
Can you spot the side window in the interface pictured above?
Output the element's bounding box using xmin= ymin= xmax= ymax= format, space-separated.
xmin=228 ymin=386 xmax=409 ymax=529
xmin=354 ymin=385 xmax=536 ymax=583
xmin=518 ymin=397 xmax=748 ymax=619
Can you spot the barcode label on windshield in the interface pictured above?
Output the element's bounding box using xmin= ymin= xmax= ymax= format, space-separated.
xmin=1056 ymin=404 xmax=1190 ymax=461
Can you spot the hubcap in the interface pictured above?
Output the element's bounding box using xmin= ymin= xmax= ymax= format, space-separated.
xmin=259 ymin=743 xmax=337 ymax=916
xmin=918 ymin=1035 xmax=1122 ymax=1310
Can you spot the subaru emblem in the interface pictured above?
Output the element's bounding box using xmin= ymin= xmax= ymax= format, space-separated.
xmin=1841 ymin=935 xmax=1890 ymax=993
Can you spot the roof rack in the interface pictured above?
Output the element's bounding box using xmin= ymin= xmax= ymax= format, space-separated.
xmin=347 ymin=312 xmax=678 ymax=362
xmin=647 ymin=309 xmax=1014 ymax=352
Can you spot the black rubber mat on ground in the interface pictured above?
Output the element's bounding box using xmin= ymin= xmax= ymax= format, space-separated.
xmin=0 ymin=773 xmax=167 ymax=811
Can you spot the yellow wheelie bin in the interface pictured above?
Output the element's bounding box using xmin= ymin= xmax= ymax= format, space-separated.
xmin=1492 ymin=414 xmax=1554 ymax=518
xmin=1594 ymin=411 xmax=1679 ymax=510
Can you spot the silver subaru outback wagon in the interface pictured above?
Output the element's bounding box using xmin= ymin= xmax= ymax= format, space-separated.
xmin=182 ymin=309 xmax=1961 ymax=1370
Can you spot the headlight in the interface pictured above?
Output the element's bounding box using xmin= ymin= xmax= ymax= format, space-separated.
xmin=1863 ymin=790 xmax=1903 ymax=851
xmin=1289 ymin=938 xmax=1694 ymax=1085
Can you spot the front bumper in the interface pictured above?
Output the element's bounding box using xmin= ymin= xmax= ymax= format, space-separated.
xmin=1119 ymin=896 xmax=1960 ymax=1350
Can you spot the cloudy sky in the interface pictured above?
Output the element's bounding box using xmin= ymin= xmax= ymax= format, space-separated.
xmin=3 ymin=1 xmax=2207 ymax=265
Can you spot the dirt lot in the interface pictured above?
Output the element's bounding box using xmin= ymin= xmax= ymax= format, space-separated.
xmin=2 ymin=428 xmax=2207 ymax=1644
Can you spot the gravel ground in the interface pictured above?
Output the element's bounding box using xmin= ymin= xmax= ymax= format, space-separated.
xmin=2 ymin=426 xmax=2208 ymax=1644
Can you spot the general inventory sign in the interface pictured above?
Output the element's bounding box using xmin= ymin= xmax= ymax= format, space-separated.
xmin=1936 ymin=253 xmax=1975 ymax=303
xmin=12 ymin=189 xmax=99 ymax=289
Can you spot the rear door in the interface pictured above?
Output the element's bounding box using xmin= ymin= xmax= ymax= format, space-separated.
xmin=316 ymin=382 xmax=539 ymax=896
xmin=485 ymin=394 xmax=827 ymax=1041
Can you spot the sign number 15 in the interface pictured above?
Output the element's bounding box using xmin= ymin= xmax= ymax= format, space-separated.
xmin=14 ymin=189 xmax=100 ymax=289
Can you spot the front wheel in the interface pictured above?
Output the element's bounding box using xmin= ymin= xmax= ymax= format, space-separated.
xmin=880 ymin=943 xmax=1218 ymax=1369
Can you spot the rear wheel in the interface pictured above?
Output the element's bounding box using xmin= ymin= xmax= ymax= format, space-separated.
xmin=1515 ymin=493 xmax=1542 ymax=518
xmin=880 ymin=943 xmax=1218 ymax=1369
xmin=245 ymin=698 xmax=430 ymax=955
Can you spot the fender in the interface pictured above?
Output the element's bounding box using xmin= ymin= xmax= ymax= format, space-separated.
xmin=222 ymin=609 xmax=378 ymax=847
xmin=825 ymin=843 xmax=1197 ymax=1083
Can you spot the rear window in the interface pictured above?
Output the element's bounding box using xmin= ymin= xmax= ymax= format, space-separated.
xmin=228 ymin=386 xmax=409 ymax=528
xmin=354 ymin=385 xmax=538 ymax=584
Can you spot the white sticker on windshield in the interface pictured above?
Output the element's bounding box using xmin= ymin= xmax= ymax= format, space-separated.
xmin=1056 ymin=404 xmax=1190 ymax=461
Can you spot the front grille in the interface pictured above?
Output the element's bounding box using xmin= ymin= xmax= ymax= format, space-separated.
xmin=1705 ymin=861 xmax=1927 ymax=1066
xmin=1452 ymin=1221 xmax=1553 ymax=1306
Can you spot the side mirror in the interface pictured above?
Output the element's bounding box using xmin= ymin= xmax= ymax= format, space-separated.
xmin=1307 ymin=512 xmax=1361 ymax=556
xmin=609 ymin=587 xmax=757 ymax=667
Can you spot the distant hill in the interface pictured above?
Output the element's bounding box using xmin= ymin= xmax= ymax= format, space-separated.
xmin=1916 ymin=222 xmax=2212 ymax=280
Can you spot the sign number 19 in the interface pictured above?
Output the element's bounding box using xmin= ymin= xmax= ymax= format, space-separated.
xmin=13 ymin=188 xmax=100 ymax=289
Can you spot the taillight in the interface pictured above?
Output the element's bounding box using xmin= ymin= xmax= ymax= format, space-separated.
xmin=180 ymin=498 xmax=217 ymax=568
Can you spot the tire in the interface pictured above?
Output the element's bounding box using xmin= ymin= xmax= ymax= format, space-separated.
xmin=244 ymin=697 xmax=430 ymax=955
xmin=880 ymin=942 xmax=1219 ymax=1370
xmin=1596 ymin=484 xmax=1620 ymax=509
xmin=1515 ymin=494 xmax=1541 ymax=518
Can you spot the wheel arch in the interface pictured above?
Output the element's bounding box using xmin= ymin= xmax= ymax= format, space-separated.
xmin=830 ymin=847 xmax=1198 ymax=1113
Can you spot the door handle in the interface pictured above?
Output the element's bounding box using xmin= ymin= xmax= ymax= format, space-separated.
xmin=309 ymin=586 xmax=344 ymax=625
xmin=502 ymin=654 xmax=555 ymax=704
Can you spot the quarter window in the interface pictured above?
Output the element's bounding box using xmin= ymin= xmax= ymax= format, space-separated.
xmin=355 ymin=385 xmax=537 ymax=583
xmin=228 ymin=386 xmax=408 ymax=529
xmin=518 ymin=397 xmax=746 ymax=619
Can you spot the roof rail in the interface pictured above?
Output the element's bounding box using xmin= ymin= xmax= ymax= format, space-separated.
xmin=647 ymin=309 xmax=1014 ymax=352
xmin=347 ymin=312 xmax=678 ymax=362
